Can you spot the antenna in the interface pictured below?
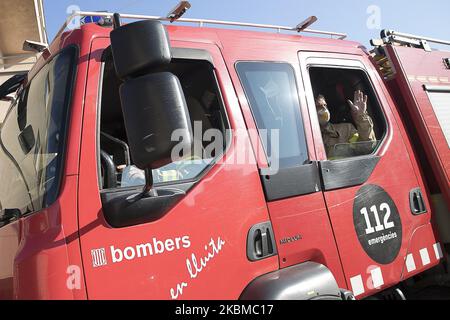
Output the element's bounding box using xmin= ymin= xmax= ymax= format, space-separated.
xmin=113 ymin=13 xmax=121 ymax=29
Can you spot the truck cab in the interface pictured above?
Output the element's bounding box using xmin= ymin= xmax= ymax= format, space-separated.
xmin=0 ymin=9 xmax=448 ymax=300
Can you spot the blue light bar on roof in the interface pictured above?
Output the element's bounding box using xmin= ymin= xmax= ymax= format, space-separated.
xmin=80 ymin=15 xmax=103 ymax=24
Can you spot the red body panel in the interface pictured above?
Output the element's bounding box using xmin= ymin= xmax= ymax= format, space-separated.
xmin=0 ymin=177 xmax=86 ymax=300
xmin=385 ymin=46 xmax=450 ymax=207
xmin=267 ymin=195 xmax=346 ymax=288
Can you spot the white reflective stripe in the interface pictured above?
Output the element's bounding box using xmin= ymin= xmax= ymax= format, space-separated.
xmin=371 ymin=267 xmax=384 ymax=288
xmin=91 ymin=250 xmax=99 ymax=267
xmin=94 ymin=250 xmax=101 ymax=267
xmin=101 ymin=250 xmax=107 ymax=266
xmin=434 ymin=243 xmax=444 ymax=260
xmin=350 ymin=275 xmax=365 ymax=297
xmin=406 ymin=254 xmax=416 ymax=272
xmin=429 ymin=77 xmax=439 ymax=83
xmin=420 ymin=248 xmax=431 ymax=266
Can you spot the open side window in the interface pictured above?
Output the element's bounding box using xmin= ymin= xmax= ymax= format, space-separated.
xmin=302 ymin=62 xmax=389 ymax=191
xmin=98 ymin=52 xmax=229 ymax=191
xmin=309 ymin=66 xmax=387 ymax=160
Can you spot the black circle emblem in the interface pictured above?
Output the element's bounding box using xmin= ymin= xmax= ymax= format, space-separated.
xmin=353 ymin=185 xmax=402 ymax=265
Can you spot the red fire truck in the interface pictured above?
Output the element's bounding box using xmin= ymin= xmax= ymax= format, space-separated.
xmin=0 ymin=3 xmax=449 ymax=300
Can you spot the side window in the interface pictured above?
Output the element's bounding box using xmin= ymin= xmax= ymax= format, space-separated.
xmin=99 ymin=57 xmax=229 ymax=190
xmin=236 ymin=62 xmax=309 ymax=170
xmin=309 ymin=67 xmax=386 ymax=160
xmin=0 ymin=46 xmax=77 ymax=222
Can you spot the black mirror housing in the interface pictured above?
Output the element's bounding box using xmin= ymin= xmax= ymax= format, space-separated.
xmin=110 ymin=20 xmax=172 ymax=79
xmin=119 ymin=72 xmax=193 ymax=170
xmin=109 ymin=18 xmax=192 ymax=197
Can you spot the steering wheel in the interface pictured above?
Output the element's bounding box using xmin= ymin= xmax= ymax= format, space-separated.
xmin=100 ymin=150 xmax=117 ymax=189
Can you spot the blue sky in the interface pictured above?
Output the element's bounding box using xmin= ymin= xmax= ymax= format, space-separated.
xmin=43 ymin=0 xmax=449 ymax=48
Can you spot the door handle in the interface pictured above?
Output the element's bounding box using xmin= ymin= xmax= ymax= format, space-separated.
xmin=254 ymin=229 xmax=263 ymax=257
xmin=410 ymin=188 xmax=427 ymax=215
xmin=247 ymin=222 xmax=277 ymax=261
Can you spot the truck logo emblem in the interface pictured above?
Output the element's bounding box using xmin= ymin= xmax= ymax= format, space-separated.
xmin=280 ymin=234 xmax=303 ymax=245
xmin=91 ymin=248 xmax=108 ymax=268
xmin=353 ymin=185 xmax=402 ymax=265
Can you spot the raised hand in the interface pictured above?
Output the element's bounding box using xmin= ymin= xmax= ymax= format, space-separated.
xmin=347 ymin=90 xmax=368 ymax=116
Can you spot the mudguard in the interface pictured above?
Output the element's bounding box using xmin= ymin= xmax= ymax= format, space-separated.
xmin=240 ymin=262 xmax=342 ymax=300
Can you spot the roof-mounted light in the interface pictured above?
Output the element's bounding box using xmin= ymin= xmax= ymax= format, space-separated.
xmin=80 ymin=11 xmax=114 ymax=27
xmin=167 ymin=1 xmax=191 ymax=23
xmin=295 ymin=16 xmax=318 ymax=32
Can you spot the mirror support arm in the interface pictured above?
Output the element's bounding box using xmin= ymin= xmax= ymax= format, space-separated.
xmin=113 ymin=13 xmax=121 ymax=29
xmin=143 ymin=168 xmax=158 ymax=197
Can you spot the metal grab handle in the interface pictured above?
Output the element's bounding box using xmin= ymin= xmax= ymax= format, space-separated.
xmin=247 ymin=222 xmax=277 ymax=261
xmin=409 ymin=188 xmax=427 ymax=215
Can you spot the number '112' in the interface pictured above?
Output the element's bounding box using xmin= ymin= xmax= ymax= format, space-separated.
xmin=360 ymin=203 xmax=395 ymax=235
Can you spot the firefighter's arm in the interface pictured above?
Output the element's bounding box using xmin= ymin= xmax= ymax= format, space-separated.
xmin=352 ymin=112 xmax=376 ymax=142
xmin=347 ymin=90 xmax=377 ymax=142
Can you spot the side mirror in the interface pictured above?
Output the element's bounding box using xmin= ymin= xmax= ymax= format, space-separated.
xmin=104 ymin=17 xmax=193 ymax=228
xmin=119 ymin=72 xmax=193 ymax=171
xmin=110 ymin=19 xmax=172 ymax=79
xmin=110 ymin=17 xmax=193 ymax=196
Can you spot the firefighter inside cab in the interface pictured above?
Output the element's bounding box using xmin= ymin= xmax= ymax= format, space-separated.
xmin=316 ymin=89 xmax=377 ymax=159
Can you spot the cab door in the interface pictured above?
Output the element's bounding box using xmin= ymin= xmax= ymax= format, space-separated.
xmin=222 ymin=38 xmax=347 ymax=290
xmin=77 ymin=37 xmax=278 ymax=299
xmin=299 ymin=51 xmax=444 ymax=298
